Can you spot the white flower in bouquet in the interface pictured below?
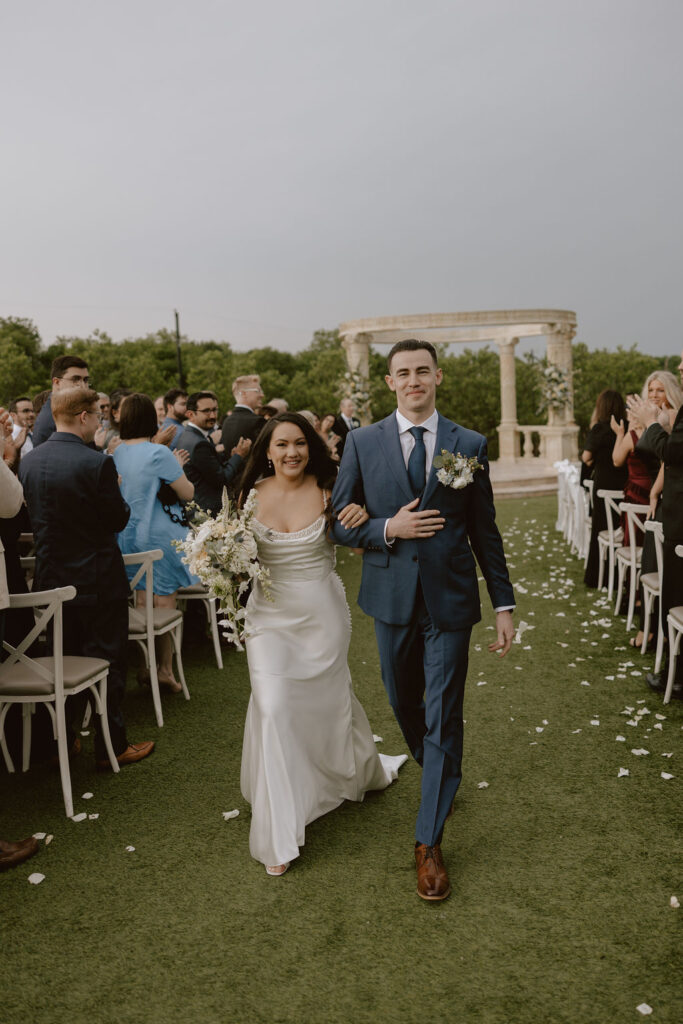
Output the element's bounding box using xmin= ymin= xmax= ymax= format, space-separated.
xmin=174 ymin=488 xmax=271 ymax=650
xmin=432 ymin=450 xmax=483 ymax=490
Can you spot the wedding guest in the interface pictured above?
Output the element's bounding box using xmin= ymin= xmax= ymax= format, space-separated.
xmin=221 ymin=375 xmax=266 ymax=453
xmin=258 ymin=404 xmax=279 ymax=421
xmin=102 ymin=388 xmax=132 ymax=450
xmin=332 ymin=398 xmax=360 ymax=456
xmin=610 ymin=406 xmax=658 ymax=544
xmin=9 ymin=396 xmax=35 ymax=456
xmin=32 ymin=355 xmax=90 ymax=447
xmin=154 ymin=396 xmax=166 ymax=426
xmin=114 ymin=393 xmax=195 ymax=692
xmin=319 ymin=412 xmax=341 ymax=461
xmin=267 ymin=397 xmax=289 ymax=414
xmin=19 ymin=387 xmax=154 ymax=769
xmin=177 ymin=392 xmax=251 ymax=516
xmin=629 ymin=350 xmax=683 ymax=699
xmin=642 ymin=370 xmax=682 ymax=427
xmin=159 ymin=388 xmax=189 ymax=451
xmin=98 ymin=393 xmax=111 ymax=428
xmin=582 ymin=390 xmax=628 ymax=588
xmin=32 ymin=390 xmax=50 ymax=417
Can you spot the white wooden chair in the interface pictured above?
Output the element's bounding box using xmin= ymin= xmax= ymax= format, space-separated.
xmin=582 ymin=480 xmax=593 ymax=567
xmin=0 ymin=586 xmax=119 ymax=817
xmin=596 ymin=489 xmax=624 ymax=598
xmin=614 ymin=503 xmax=647 ymax=629
xmin=664 ymin=545 xmax=683 ymax=705
xmin=123 ymin=550 xmax=189 ymax=728
xmin=176 ymin=583 xmax=223 ymax=670
xmin=641 ymin=520 xmax=665 ymax=672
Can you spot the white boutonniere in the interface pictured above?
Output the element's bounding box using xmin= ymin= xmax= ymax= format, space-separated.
xmin=432 ymin=449 xmax=483 ymax=490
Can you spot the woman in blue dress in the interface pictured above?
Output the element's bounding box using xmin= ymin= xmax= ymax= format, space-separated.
xmin=114 ymin=393 xmax=195 ymax=692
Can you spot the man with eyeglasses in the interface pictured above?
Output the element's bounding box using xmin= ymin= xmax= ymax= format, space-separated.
xmin=177 ymin=391 xmax=252 ymax=516
xmin=32 ymin=355 xmax=91 ymax=447
xmin=220 ymin=375 xmax=266 ymax=457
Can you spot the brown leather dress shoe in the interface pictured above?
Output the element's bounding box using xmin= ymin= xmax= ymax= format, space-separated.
xmin=415 ymin=843 xmax=451 ymax=901
xmin=97 ymin=741 xmax=155 ymax=770
xmin=0 ymin=836 xmax=39 ymax=872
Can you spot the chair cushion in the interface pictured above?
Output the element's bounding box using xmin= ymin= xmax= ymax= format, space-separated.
xmin=128 ymin=607 xmax=183 ymax=635
xmin=615 ymin=547 xmax=642 ymax=563
xmin=669 ymin=606 xmax=683 ymax=629
xmin=640 ymin=572 xmax=659 ymax=591
xmin=0 ymin=656 xmax=109 ymax=696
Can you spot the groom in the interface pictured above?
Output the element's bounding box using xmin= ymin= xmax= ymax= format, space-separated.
xmin=331 ymin=339 xmax=514 ymax=901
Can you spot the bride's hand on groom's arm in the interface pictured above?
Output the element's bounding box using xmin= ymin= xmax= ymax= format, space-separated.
xmin=488 ymin=611 xmax=515 ymax=658
xmin=337 ymin=503 xmax=369 ymax=529
xmin=386 ymin=498 xmax=445 ymax=540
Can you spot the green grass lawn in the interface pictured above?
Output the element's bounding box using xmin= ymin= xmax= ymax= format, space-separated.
xmin=2 ymin=496 xmax=680 ymax=1024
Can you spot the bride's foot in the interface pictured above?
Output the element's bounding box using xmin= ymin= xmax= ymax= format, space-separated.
xmin=265 ymin=863 xmax=290 ymax=876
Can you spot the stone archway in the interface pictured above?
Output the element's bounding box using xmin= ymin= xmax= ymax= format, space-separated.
xmin=338 ymin=310 xmax=579 ymax=483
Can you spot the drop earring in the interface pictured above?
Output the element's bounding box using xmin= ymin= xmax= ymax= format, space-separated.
xmin=267 ymin=458 xmax=274 ymax=472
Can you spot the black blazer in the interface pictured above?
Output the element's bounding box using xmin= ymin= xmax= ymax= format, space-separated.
xmin=18 ymin=432 xmax=130 ymax=605
xmin=176 ymin=425 xmax=245 ymax=515
xmin=221 ymin=406 xmax=265 ymax=451
xmin=639 ymin=407 xmax=683 ymax=542
xmin=32 ymin=393 xmax=56 ymax=448
xmin=332 ymin=414 xmax=360 ymax=456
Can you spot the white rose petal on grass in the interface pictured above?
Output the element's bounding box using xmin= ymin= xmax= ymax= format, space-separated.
xmin=45 ymin=835 xmax=53 ymax=845
xmin=535 ymin=727 xmax=544 ymax=733
xmin=636 ymin=1005 xmax=653 ymax=1016
xmin=631 ymin=749 xmax=649 ymax=756
xmin=33 ymin=832 xmax=46 ymax=840
xmin=655 ymin=713 xmax=666 ymax=721
xmin=71 ymin=813 xmax=87 ymax=823
xmin=477 ymin=681 xmax=487 ymax=686
xmin=617 ymin=768 xmax=630 ymax=778
xmin=615 ymin=735 xmax=626 ymax=742
xmin=661 ymin=772 xmax=674 ymax=780
xmin=590 ymin=719 xmax=600 ymax=726
xmin=580 ymin=680 xmax=590 ymax=686
xmin=372 ymin=735 xmax=383 ymax=743
xmin=222 ymin=809 xmax=240 ymax=820
xmin=670 ymin=896 xmax=680 ymax=908
xmin=626 ymin=720 xmax=639 ymax=727
xmin=571 ymin=729 xmax=582 ymax=734
xmin=28 ymin=873 xmax=45 ymax=885
xmin=662 ymin=752 xmax=673 ymax=758
xmin=82 ymin=792 xmax=93 ymax=800
xmin=477 ymin=781 xmax=489 ymax=789
xmin=654 ymin=723 xmax=663 ymax=731
xmin=88 ymin=814 xmax=99 ymax=820
xmin=80 ymin=730 xmax=90 ymax=737
xmin=125 ymin=845 xmax=135 ymax=852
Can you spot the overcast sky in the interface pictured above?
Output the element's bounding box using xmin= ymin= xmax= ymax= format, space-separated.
xmin=2 ymin=0 xmax=681 ymax=357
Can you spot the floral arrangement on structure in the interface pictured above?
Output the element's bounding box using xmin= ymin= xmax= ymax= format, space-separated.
xmin=174 ymin=489 xmax=271 ymax=650
xmin=536 ymin=363 xmax=572 ymax=414
xmin=338 ymin=369 xmax=370 ymax=414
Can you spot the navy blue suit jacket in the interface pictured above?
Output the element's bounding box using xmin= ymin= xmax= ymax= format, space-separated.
xmin=32 ymin=393 xmax=56 ymax=447
xmin=176 ymin=425 xmax=244 ymax=515
xmin=330 ymin=412 xmax=514 ymax=630
xmin=19 ymin=432 xmax=130 ymax=605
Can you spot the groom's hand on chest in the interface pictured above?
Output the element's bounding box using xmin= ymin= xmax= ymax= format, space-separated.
xmin=386 ymin=497 xmax=445 ymax=540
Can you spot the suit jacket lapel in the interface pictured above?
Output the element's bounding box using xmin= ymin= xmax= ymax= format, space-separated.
xmin=422 ymin=415 xmax=458 ymax=508
xmin=377 ymin=414 xmax=414 ymax=503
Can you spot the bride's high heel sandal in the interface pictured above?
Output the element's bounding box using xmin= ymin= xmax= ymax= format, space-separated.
xmin=265 ymin=863 xmax=290 ymax=876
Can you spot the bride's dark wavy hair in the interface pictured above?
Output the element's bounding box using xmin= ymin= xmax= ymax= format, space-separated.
xmin=238 ymin=412 xmax=339 ymax=507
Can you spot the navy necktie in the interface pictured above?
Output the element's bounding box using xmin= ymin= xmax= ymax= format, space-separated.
xmin=407 ymin=426 xmax=426 ymax=496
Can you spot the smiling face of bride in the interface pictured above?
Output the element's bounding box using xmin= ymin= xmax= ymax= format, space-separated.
xmin=267 ymin=421 xmax=310 ymax=481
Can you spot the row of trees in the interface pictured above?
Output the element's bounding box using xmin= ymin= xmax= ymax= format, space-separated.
xmin=0 ymin=316 xmax=672 ymax=459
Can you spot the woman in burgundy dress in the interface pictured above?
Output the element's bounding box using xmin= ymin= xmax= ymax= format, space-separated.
xmin=610 ymin=411 xmax=659 ymax=546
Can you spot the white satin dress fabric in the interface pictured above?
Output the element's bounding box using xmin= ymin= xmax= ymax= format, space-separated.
xmin=240 ymin=504 xmax=407 ymax=868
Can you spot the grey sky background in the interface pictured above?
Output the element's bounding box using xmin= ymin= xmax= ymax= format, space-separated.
xmin=2 ymin=0 xmax=681 ymax=357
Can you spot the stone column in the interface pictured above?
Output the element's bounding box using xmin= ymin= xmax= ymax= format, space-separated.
xmin=496 ymin=336 xmax=520 ymax=460
xmin=544 ymin=324 xmax=579 ymax=460
xmin=340 ymin=332 xmax=372 ymax=425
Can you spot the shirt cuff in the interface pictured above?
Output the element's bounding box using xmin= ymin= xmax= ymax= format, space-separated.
xmin=384 ymin=519 xmax=395 ymax=547
xmin=494 ymin=606 xmax=515 ymax=613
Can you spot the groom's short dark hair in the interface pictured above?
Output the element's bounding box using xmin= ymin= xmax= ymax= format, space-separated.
xmin=387 ymin=339 xmax=438 ymax=372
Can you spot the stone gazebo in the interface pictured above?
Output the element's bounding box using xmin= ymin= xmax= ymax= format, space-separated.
xmin=338 ymin=309 xmax=579 ymax=496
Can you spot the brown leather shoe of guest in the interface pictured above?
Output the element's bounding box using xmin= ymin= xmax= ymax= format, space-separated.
xmin=96 ymin=741 xmax=155 ymax=770
xmin=0 ymin=836 xmax=39 ymax=872
xmin=415 ymin=843 xmax=451 ymax=901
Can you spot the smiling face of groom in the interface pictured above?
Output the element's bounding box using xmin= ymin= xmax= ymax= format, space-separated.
xmin=385 ymin=345 xmax=443 ymax=423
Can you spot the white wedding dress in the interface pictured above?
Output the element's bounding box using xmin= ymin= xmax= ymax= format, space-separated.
xmin=240 ymin=501 xmax=406 ymax=868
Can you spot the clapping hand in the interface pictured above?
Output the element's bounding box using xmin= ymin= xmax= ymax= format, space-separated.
xmin=153 ymin=424 xmax=176 ymax=447
xmin=337 ymin=503 xmax=369 ymax=529
xmin=488 ymin=610 xmax=515 ymax=658
xmin=174 ymin=447 xmax=190 ymax=468
xmin=232 ymin=436 xmax=252 ymax=458
xmin=625 ymin=393 xmax=658 ymax=428
xmin=610 ymin=415 xmax=625 ymax=437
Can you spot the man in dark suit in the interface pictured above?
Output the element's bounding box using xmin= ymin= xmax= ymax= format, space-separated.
xmin=177 ymin=391 xmax=251 ymax=515
xmin=331 ymin=340 xmax=514 ymax=901
xmin=629 ymin=350 xmax=683 ymax=698
xmin=221 ymin=375 xmax=266 ymax=455
xmin=32 ymin=355 xmax=91 ymax=447
xmin=332 ymin=398 xmax=361 ymax=456
xmin=19 ymin=387 xmax=154 ymax=768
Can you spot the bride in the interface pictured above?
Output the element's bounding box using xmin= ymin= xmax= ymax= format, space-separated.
xmin=238 ymin=413 xmax=406 ymax=875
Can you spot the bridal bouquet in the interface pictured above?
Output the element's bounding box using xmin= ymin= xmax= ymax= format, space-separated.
xmin=174 ymin=489 xmax=271 ymax=650
xmin=432 ymin=449 xmax=482 ymax=490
